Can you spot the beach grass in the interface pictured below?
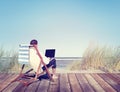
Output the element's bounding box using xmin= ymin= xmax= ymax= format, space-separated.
xmin=67 ymin=45 xmax=120 ymax=73
xmin=0 ymin=47 xmax=20 ymax=73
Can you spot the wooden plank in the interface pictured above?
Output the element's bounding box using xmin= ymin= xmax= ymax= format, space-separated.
xmin=12 ymin=83 xmax=27 ymax=92
xmin=106 ymin=73 xmax=120 ymax=84
xmin=36 ymin=79 xmax=50 ymax=92
xmin=111 ymin=73 xmax=120 ymax=81
xmin=84 ymin=73 xmax=105 ymax=92
xmin=59 ymin=73 xmax=71 ymax=92
xmin=0 ymin=74 xmax=12 ymax=90
xmin=2 ymin=77 xmax=40 ymax=92
xmin=0 ymin=73 xmax=120 ymax=92
xmin=116 ymin=73 xmax=120 ymax=78
xmin=11 ymin=79 xmax=40 ymax=92
xmin=2 ymin=82 xmax=20 ymax=92
xmin=99 ymin=73 xmax=120 ymax=92
xmin=0 ymin=73 xmax=11 ymax=84
xmin=25 ymin=80 xmax=40 ymax=92
xmin=0 ymin=73 xmax=9 ymax=87
xmin=108 ymin=73 xmax=120 ymax=84
xmin=76 ymin=73 xmax=94 ymax=92
xmin=48 ymin=74 xmax=59 ymax=92
xmin=91 ymin=73 xmax=116 ymax=92
xmin=0 ymin=74 xmax=17 ymax=91
xmin=1 ymin=74 xmax=30 ymax=92
xmin=68 ymin=73 xmax=82 ymax=92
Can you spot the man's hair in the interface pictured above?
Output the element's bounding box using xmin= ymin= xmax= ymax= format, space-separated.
xmin=30 ymin=39 xmax=38 ymax=45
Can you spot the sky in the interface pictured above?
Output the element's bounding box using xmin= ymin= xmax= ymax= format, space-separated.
xmin=0 ymin=0 xmax=120 ymax=57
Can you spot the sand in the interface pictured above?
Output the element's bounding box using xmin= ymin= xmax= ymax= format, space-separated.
xmin=56 ymin=68 xmax=105 ymax=73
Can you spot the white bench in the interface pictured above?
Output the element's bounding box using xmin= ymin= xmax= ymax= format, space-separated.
xmin=18 ymin=44 xmax=29 ymax=64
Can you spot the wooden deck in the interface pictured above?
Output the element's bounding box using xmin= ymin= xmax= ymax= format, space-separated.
xmin=0 ymin=73 xmax=120 ymax=92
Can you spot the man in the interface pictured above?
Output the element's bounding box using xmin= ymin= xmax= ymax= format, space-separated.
xmin=29 ymin=39 xmax=57 ymax=80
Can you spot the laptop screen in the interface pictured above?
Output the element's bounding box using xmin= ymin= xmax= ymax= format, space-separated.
xmin=45 ymin=49 xmax=55 ymax=57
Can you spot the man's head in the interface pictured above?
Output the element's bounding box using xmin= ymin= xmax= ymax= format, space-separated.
xmin=30 ymin=39 xmax=38 ymax=45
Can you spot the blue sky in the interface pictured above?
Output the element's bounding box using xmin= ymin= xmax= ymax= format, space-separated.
xmin=0 ymin=0 xmax=120 ymax=57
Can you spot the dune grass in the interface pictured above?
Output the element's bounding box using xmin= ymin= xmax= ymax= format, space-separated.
xmin=67 ymin=44 xmax=120 ymax=73
xmin=0 ymin=46 xmax=33 ymax=73
xmin=0 ymin=47 xmax=19 ymax=73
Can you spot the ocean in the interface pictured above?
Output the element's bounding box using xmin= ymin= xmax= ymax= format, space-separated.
xmin=0 ymin=57 xmax=82 ymax=68
xmin=55 ymin=57 xmax=82 ymax=68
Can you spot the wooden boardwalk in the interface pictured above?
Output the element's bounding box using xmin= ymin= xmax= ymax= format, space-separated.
xmin=0 ymin=73 xmax=120 ymax=92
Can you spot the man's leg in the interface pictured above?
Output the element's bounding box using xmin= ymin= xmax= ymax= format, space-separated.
xmin=38 ymin=73 xmax=49 ymax=80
